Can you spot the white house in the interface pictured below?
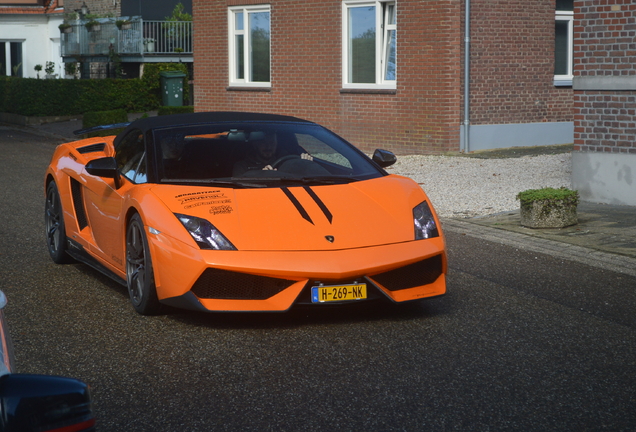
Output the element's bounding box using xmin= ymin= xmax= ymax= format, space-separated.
xmin=0 ymin=0 xmax=64 ymax=78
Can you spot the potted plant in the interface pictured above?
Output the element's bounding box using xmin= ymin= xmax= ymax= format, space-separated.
xmin=44 ymin=61 xmax=56 ymax=79
xmin=85 ymin=19 xmax=101 ymax=32
xmin=11 ymin=62 xmax=22 ymax=77
xmin=34 ymin=64 xmax=42 ymax=79
xmin=59 ymin=23 xmax=73 ymax=33
xmin=64 ymin=62 xmax=77 ymax=78
xmin=144 ymin=38 xmax=156 ymax=53
xmin=517 ymin=187 xmax=579 ymax=228
xmin=116 ymin=19 xmax=132 ymax=30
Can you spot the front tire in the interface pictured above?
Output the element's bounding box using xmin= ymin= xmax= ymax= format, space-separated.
xmin=126 ymin=214 xmax=162 ymax=315
xmin=45 ymin=181 xmax=74 ymax=264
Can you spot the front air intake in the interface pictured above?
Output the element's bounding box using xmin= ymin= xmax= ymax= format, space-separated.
xmin=191 ymin=268 xmax=296 ymax=300
xmin=70 ymin=178 xmax=88 ymax=230
xmin=369 ymin=255 xmax=443 ymax=291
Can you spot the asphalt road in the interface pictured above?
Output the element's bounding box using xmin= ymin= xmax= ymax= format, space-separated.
xmin=1 ymin=127 xmax=635 ymax=431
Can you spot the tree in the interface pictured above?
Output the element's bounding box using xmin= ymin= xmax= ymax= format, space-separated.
xmin=163 ymin=2 xmax=192 ymax=52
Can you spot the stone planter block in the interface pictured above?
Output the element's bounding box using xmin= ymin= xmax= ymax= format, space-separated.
xmin=520 ymin=199 xmax=578 ymax=228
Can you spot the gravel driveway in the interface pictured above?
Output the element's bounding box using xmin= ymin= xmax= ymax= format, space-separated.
xmin=388 ymin=152 xmax=572 ymax=218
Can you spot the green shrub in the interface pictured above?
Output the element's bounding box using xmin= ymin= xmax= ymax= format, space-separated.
xmin=82 ymin=109 xmax=128 ymax=137
xmin=516 ymin=187 xmax=579 ymax=207
xmin=157 ymin=105 xmax=194 ymax=116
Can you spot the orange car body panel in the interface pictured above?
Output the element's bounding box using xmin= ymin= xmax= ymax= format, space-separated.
xmin=45 ymin=135 xmax=447 ymax=312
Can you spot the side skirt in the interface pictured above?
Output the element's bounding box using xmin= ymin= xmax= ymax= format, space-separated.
xmin=66 ymin=239 xmax=127 ymax=287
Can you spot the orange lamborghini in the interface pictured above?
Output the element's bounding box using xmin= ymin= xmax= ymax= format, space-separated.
xmin=44 ymin=112 xmax=446 ymax=315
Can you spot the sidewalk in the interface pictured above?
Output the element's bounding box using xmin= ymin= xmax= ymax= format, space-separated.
xmin=442 ymin=201 xmax=636 ymax=277
xmin=441 ymin=145 xmax=636 ymax=274
xmin=3 ymin=116 xmax=635 ymax=275
xmin=31 ymin=117 xmax=82 ymax=141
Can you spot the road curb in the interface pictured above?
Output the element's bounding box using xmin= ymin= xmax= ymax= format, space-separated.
xmin=442 ymin=218 xmax=636 ymax=278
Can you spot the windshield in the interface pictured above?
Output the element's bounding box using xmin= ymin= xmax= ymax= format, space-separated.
xmin=154 ymin=122 xmax=383 ymax=187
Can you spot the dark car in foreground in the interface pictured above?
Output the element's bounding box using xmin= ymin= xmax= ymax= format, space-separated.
xmin=0 ymin=290 xmax=95 ymax=432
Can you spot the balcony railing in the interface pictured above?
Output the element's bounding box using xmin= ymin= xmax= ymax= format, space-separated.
xmin=61 ymin=19 xmax=192 ymax=58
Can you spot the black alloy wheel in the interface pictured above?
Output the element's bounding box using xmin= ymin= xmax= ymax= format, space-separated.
xmin=126 ymin=213 xmax=162 ymax=315
xmin=44 ymin=182 xmax=74 ymax=264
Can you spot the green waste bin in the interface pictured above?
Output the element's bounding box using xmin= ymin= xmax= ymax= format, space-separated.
xmin=160 ymin=71 xmax=186 ymax=107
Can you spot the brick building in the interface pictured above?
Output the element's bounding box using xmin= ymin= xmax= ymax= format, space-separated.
xmin=571 ymin=0 xmax=636 ymax=205
xmin=465 ymin=0 xmax=574 ymax=151
xmin=192 ymin=0 xmax=574 ymax=154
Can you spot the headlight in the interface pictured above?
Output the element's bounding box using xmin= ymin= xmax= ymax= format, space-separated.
xmin=413 ymin=201 xmax=439 ymax=239
xmin=175 ymin=213 xmax=236 ymax=250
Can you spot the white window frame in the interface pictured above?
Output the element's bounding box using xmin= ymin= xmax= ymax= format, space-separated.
xmin=554 ymin=10 xmax=573 ymax=86
xmin=342 ymin=0 xmax=396 ymax=90
xmin=228 ymin=5 xmax=271 ymax=88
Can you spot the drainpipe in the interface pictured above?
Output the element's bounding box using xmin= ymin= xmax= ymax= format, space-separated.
xmin=463 ymin=0 xmax=471 ymax=153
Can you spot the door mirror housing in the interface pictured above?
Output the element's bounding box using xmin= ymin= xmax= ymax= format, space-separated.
xmin=372 ymin=149 xmax=397 ymax=168
xmin=85 ymin=157 xmax=122 ymax=189
xmin=85 ymin=157 xmax=118 ymax=178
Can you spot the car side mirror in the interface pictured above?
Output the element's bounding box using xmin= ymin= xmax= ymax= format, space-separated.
xmin=85 ymin=156 xmax=118 ymax=178
xmin=85 ymin=157 xmax=122 ymax=189
xmin=372 ymin=149 xmax=397 ymax=168
xmin=0 ymin=373 xmax=94 ymax=432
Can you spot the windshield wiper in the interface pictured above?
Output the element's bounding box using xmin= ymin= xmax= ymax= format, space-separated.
xmin=277 ymin=176 xmax=361 ymax=185
xmin=161 ymin=179 xmax=268 ymax=188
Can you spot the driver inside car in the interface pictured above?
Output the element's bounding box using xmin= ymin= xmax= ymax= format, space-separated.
xmin=232 ymin=131 xmax=312 ymax=176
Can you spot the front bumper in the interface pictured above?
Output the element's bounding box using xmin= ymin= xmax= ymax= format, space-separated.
xmin=147 ymin=232 xmax=446 ymax=312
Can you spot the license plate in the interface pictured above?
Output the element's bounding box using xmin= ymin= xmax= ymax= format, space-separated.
xmin=311 ymin=283 xmax=367 ymax=303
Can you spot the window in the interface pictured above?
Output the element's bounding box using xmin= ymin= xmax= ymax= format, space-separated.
xmin=554 ymin=0 xmax=573 ymax=86
xmin=116 ymin=130 xmax=147 ymax=183
xmin=342 ymin=1 xmax=396 ymax=89
xmin=0 ymin=41 xmax=23 ymax=77
xmin=228 ymin=5 xmax=271 ymax=87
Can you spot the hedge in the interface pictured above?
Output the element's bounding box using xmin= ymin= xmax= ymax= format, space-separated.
xmin=157 ymin=105 xmax=194 ymax=116
xmin=82 ymin=109 xmax=129 ymax=137
xmin=0 ymin=62 xmax=190 ymax=118
xmin=0 ymin=77 xmax=158 ymax=116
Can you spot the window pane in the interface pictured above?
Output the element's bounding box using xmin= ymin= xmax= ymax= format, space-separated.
xmin=236 ymin=34 xmax=244 ymax=79
xmin=235 ymin=12 xmax=244 ymax=31
xmin=0 ymin=43 xmax=5 ymax=76
xmin=384 ymin=30 xmax=396 ymax=80
xmin=554 ymin=20 xmax=569 ymax=75
xmin=10 ymin=42 xmax=22 ymax=77
xmin=116 ymin=130 xmax=145 ymax=181
xmin=384 ymin=4 xmax=396 ymax=81
xmin=556 ymin=0 xmax=573 ymax=12
xmin=249 ymin=11 xmax=270 ymax=82
xmin=348 ymin=6 xmax=376 ymax=84
xmin=387 ymin=3 xmax=396 ymax=25
xmin=134 ymin=154 xmax=148 ymax=184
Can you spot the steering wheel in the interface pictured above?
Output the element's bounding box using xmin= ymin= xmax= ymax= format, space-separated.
xmin=271 ymin=154 xmax=301 ymax=169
